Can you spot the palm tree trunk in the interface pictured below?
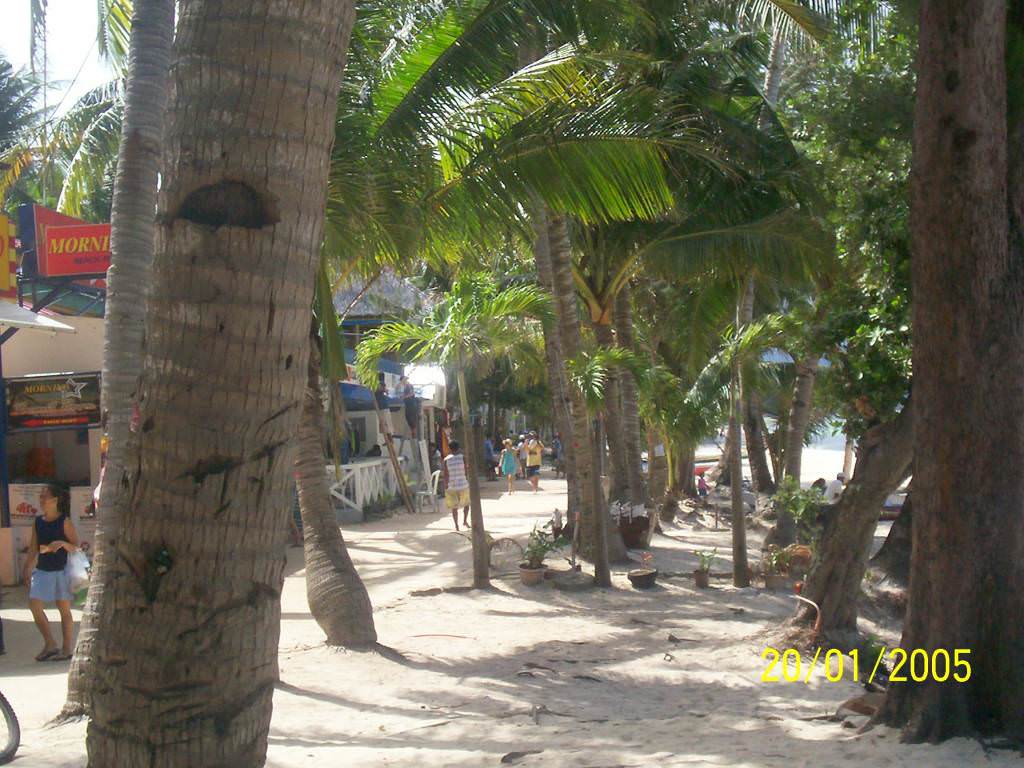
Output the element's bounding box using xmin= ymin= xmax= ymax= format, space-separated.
xmin=766 ymin=409 xmax=785 ymax=484
xmin=728 ymin=363 xmax=750 ymax=588
xmin=733 ymin=29 xmax=788 ymax=498
xmin=297 ymin=328 xmax=376 ymax=648
xmin=738 ymin=276 xmax=774 ymax=492
xmin=457 ymin=368 xmax=490 ymax=588
xmin=782 ymin=356 xmax=819 ymax=482
xmin=547 ymin=214 xmax=613 ymax=585
xmin=613 ymin=286 xmax=646 ymax=505
xmin=762 ymin=29 xmax=788 ymax=113
xmin=65 ymin=0 xmax=174 ymax=718
xmin=85 ymin=1 xmax=355 ymax=763
xmin=531 ymin=209 xmax=580 ymax=524
xmin=592 ymin=321 xmax=629 ymax=502
xmin=679 ymin=446 xmax=696 ymax=497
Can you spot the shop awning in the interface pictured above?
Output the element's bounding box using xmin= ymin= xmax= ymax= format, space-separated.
xmin=0 ymin=302 xmax=76 ymax=334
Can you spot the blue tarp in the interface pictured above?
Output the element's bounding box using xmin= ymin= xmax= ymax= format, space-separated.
xmin=340 ymin=381 xmax=402 ymax=412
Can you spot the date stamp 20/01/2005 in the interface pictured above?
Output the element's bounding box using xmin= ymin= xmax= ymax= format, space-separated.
xmin=760 ymin=647 xmax=972 ymax=685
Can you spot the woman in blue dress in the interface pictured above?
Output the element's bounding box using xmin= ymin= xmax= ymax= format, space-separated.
xmin=22 ymin=483 xmax=79 ymax=661
xmin=499 ymin=439 xmax=519 ymax=494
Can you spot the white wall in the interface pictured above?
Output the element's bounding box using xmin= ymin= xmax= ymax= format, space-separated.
xmin=1 ymin=314 xmax=104 ymax=378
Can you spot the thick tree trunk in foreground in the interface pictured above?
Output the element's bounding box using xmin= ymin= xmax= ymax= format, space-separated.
xmin=297 ymin=330 xmax=376 ymax=647
xmin=548 ymin=215 xmax=612 ymax=585
xmin=593 ymin=321 xmax=628 ymax=503
xmin=796 ymin=400 xmax=914 ymax=643
xmin=870 ymin=491 xmax=912 ymax=585
xmin=456 ymin=370 xmax=490 ymax=588
xmin=531 ymin=210 xmax=580 ymax=525
xmin=66 ymin=0 xmax=174 ymax=717
xmin=85 ymin=1 xmax=354 ymax=763
xmin=613 ymin=287 xmax=646 ymax=506
xmin=879 ymin=1 xmax=1024 ymax=742
xmin=782 ymin=356 xmax=818 ymax=483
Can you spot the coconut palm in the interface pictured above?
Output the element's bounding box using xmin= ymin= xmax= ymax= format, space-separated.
xmin=65 ymin=0 xmax=174 ymax=721
xmin=83 ymin=0 xmax=357 ymax=761
xmin=297 ymin=268 xmax=378 ymax=648
xmin=356 ymin=272 xmax=550 ymax=588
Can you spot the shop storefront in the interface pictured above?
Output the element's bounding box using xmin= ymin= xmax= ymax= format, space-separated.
xmin=0 ymin=206 xmax=108 ymax=585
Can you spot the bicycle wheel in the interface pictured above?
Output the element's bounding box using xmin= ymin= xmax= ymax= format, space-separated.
xmin=0 ymin=691 xmax=20 ymax=765
xmin=488 ymin=538 xmax=524 ymax=574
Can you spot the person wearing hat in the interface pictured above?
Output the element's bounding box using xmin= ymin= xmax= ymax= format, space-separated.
xmin=525 ymin=431 xmax=545 ymax=493
xmin=824 ymin=472 xmax=846 ymax=504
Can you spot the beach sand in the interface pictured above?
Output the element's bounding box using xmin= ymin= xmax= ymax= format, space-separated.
xmin=0 ymin=465 xmax=1013 ymax=767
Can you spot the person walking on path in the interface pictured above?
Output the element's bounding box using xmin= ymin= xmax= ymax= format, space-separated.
xmin=23 ymin=482 xmax=79 ymax=662
xmin=525 ymin=431 xmax=545 ymax=493
xmin=483 ymin=436 xmax=497 ymax=481
xmin=499 ymin=438 xmax=519 ymax=493
xmin=517 ymin=434 xmax=528 ymax=479
xmin=443 ymin=441 xmax=471 ymax=530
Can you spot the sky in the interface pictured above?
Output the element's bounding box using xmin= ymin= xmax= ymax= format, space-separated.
xmin=0 ymin=0 xmax=114 ymax=113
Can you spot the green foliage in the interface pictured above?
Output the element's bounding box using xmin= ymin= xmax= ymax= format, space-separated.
xmin=762 ymin=544 xmax=789 ymax=574
xmin=695 ymin=547 xmax=717 ymax=572
xmin=783 ymin=8 xmax=915 ymax=436
xmin=355 ymin=271 xmax=550 ymax=385
xmin=523 ymin=522 xmax=565 ymax=568
xmin=771 ymin=476 xmax=823 ymax=543
xmin=96 ymin=0 xmax=133 ymax=73
xmin=565 ymin=346 xmax=642 ymax=412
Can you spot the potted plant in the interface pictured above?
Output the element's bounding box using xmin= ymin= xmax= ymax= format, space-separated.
xmin=693 ymin=548 xmax=716 ymax=588
xmin=627 ymin=551 xmax=658 ymax=589
xmin=519 ymin=524 xmax=563 ymax=585
xmin=762 ymin=545 xmax=791 ymax=590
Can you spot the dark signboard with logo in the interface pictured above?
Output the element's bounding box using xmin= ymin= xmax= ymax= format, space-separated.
xmin=6 ymin=372 xmax=101 ymax=432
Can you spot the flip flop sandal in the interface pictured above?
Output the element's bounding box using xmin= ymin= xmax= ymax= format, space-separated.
xmin=35 ymin=648 xmax=59 ymax=662
xmin=47 ymin=653 xmax=73 ymax=662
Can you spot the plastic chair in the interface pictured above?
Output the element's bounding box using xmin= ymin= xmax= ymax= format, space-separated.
xmin=416 ymin=470 xmax=441 ymax=514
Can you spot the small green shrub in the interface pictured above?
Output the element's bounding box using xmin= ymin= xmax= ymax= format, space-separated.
xmin=694 ymin=548 xmax=717 ymax=573
xmin=523 ymin=524 xmax=566 ymax=568
xmin=772 ymin=477 xmax=825 ymax=544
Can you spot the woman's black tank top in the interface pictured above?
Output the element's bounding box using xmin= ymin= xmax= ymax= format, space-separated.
xmin=35 ymin=515 xmax=68 ymax=572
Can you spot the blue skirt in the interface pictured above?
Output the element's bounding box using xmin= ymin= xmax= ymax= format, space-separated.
xmin=30 ymin=568 xmax=72 ymax=602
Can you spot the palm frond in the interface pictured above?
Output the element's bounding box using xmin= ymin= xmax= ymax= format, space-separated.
xmin=641 ymin=208 xmax=830 ymax=289
xmin=96 ymin=0 xmax=133 ymax=73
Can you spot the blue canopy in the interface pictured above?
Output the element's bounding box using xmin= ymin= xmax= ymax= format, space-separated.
xmin=340 ymin=381 xmax=402 ymax=412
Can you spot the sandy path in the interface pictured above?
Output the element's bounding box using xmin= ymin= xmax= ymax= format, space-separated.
xmin=0 ymin=471 xmax=1015 ymax=767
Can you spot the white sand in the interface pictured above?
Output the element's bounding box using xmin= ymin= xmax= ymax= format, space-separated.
xmin=0 ymin=471 xmax=1016 ymax=767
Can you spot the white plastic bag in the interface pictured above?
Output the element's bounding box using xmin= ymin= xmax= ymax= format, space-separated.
xmin=66 ymin=550 xmax=90 ymax=591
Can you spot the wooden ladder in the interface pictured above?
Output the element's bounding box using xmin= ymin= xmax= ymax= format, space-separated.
xmin=373 ymin=400 xmax=417 ymax=515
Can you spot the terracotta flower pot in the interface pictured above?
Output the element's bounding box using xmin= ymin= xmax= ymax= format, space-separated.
xmin=694 ymin=569 xmax=710 ymax=589
xmin=763 ymin=573 xmax=790 ymax=591
xmin=519 ymin=564 xmax=546 ymax=586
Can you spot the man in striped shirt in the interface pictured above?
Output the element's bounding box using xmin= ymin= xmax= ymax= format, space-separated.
xmin=443 ymin=441 xmax=471 ymax=530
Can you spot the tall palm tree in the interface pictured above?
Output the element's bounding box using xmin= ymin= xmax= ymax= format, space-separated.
xmin=84 ymin=0 xmax=357 ymax=762
xmin=356 ymin=272 xmax=550 ymax=588
xmin=297 ymin=279 xmax=377 ymax=648
xmin=66 ymin=0 xmax=175 ymax=719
